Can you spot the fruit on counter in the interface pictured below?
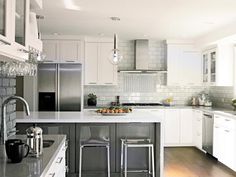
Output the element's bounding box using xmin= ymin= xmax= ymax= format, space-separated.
xmin=96 ymin=106 xmax=132 ymax=114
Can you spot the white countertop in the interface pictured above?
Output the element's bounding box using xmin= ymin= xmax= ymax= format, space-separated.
xmin=16 ymin=110 xmax=162 ymax=123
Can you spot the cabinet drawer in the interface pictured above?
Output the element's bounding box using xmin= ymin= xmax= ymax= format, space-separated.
xmin=45 ymin=142 xmax=66 ymax=177
xmin=223 ymin=118 xmax=236 ymax=130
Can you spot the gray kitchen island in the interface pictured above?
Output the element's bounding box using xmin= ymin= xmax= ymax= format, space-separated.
xmin=16 ymin=110 xmax=164 ymax=177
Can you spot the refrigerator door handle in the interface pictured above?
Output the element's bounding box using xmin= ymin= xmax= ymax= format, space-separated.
xmin=57 ymin=64 xmax=60 ymax=111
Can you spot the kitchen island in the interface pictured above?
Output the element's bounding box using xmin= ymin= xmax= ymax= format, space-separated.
xmin=16 ymin=109 xmax=164 ymax=177
xmin=0 ymin=135 xmax=66 ymax=177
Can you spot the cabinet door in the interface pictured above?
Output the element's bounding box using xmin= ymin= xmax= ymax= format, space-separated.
xmin=202 ymin=52 xmax=209 ymax=83
xmin=0 ymin=0 xmax=12 ymax=44
xmin=59 ymin=40 xmax=81 ymax=63
xmin=180 ymin=109 xmax=193 ymax=144
xmin=98 ymin=42 xmax=117 ymax=85
xmin=43 ymin=40 xmax=58 ymax=62
xmin=164 ymin=109 xmax=180 ymax=145
xmin=14 ymin=0 xmax=29 ymax=47
xmin=222 ymin=128 xmax=236 ymax=170
xmin=209 ymin=49 xmax=216 ymax=84
xmin=85 ymin=42 xmax=98 ymax=85
xmin=182 ymin=51 xmax=202 ymax=85
xmin=193 ymin=110 xmax=202 ymax=149
xmin=167 ymin=45 xmax=182 ymax=86
xmin=213 ymin=115 xmax=225 ymax=161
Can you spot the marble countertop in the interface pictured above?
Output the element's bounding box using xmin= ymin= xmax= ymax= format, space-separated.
xmin=0 ymin=135 xmax=66 ymax=177
xmin=16 ymin=109 xmax=163 ymax=123
xmin=16 ymin=106 xmax=236 ymax=123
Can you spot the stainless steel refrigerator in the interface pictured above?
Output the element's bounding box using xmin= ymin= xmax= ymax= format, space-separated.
xmin=38 ymin=63 xmax=82 ymax=111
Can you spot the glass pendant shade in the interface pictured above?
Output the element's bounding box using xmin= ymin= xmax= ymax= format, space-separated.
xmin=108 ymin=34 xmax=123 ymax=65
xmin=108 ymin=48 xmax=123 ymax=65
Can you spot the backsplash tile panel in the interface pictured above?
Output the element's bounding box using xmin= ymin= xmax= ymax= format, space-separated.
xmin=0 ymin=76 xmax=17 ymax=137
xmin=209 ymin=86 xmax=234 ymax=109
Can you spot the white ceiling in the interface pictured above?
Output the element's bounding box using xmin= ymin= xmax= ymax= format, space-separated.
xmin=36 ymin=0 xmax=236 ymax=40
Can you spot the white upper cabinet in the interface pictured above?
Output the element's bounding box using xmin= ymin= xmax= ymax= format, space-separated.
xmin=166 ymin=41 xmax=202 ymax=86
xmin=42 ymin=40 xmax=83 ymax=63
xmin=0 ymin=0 xmax=42 ymax=61
xmin=43 ymin=40 xmax=58 ymax=62
xmin=14 ymin=0 xmax=29 ymax=49
xmin=85 ymin=42 xmax=98 ymax=85
xmin=98 ymin=43 xmax=117 ymax=85
xmin=202 ymin=44 xmax=234 ymax=86
xmin=59 ymin=40 xmax=81 ymax=63
xmin=85 ymin=41 xmax=117 ymax=85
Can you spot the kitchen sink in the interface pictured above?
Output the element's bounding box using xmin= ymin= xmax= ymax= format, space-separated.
xmin=43 ymin=140 xmax=54 ymax=148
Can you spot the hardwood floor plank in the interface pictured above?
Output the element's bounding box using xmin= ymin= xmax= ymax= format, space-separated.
xmin=164 ymin=147 xmax=236 ymax=177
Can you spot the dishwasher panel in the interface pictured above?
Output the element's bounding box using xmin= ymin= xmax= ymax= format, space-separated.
xmin=202 ymin=113 xmax=214 ymax=155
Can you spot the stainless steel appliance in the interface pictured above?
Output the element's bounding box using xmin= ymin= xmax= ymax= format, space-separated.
xmin=26 ymin=125 xmax=43 ymax=157
xmin=202 ymin=112 xmax=214 ymax=155
xmin=38 ymin=64 xmax=82 ymax=111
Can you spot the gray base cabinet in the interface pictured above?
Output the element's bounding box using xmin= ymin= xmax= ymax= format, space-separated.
xmin=16 ymin=123 xmax=161 ymax=177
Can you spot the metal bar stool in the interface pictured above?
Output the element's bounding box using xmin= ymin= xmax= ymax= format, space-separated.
xmin=79 ymin=126 xmax=110 ymax=177
xmin=120 ymin=138 xmax=155 ymax=177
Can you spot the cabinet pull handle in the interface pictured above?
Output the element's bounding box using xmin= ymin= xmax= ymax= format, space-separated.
xmin=225 ymin=130 xmax=230 ymax=132
xmin=89 ymin=82 xmax=97 ymax=84
xmin=0 ymin=39 xmax=11 ymax=45
xmin=18 ymin=48 xmax=30 ymax=53
xmin=225 ymin=119 xmax=231 ymax=122
xmin=66 ymin=60 xmax=75 ymax=63
xmin=214 ymin=126 xmax=219 ymax=128
xmin=44 ymin=60 xmax=54 ymax=63
xmin=56 ymin=157 xmax=63 ymax=163
xmin=49 ymin=173 xmax=55 ymax=177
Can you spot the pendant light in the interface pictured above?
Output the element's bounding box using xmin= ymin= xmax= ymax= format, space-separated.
xmin=108 ymin=33 xmax=123 ymax=65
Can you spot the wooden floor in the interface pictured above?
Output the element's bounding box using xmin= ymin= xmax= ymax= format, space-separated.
xmin=164 ymin=147 xmax=236 ymax=177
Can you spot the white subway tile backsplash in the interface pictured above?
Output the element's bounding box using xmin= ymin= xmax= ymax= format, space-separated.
xmin=84 ymin=40 xmax=233 ymax=108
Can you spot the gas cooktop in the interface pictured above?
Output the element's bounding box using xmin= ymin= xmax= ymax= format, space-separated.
xmin=122 ymin=103 xmax=163 ymax=106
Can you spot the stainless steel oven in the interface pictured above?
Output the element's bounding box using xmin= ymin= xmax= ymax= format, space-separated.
xmin=202 ymin=112 xmax=214 ymax=155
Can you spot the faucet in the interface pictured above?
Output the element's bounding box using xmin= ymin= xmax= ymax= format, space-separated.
xmin=0 ymin=96 xmax=30 ymax=145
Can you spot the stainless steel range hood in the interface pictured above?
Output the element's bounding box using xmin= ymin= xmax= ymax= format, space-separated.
xmin=118 ymin=40 xmax=167 ymax=73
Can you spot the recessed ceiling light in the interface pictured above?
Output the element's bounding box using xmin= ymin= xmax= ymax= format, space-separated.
xmin=110 ymin=17 xmax=121 ymax=21
xmin=143 ymin=34 xmax=149 ymax=37
xmin=64 ymin=0 xmax=81 ymax=10
xmin=52 ymin=32 xmax=59 ymax=35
